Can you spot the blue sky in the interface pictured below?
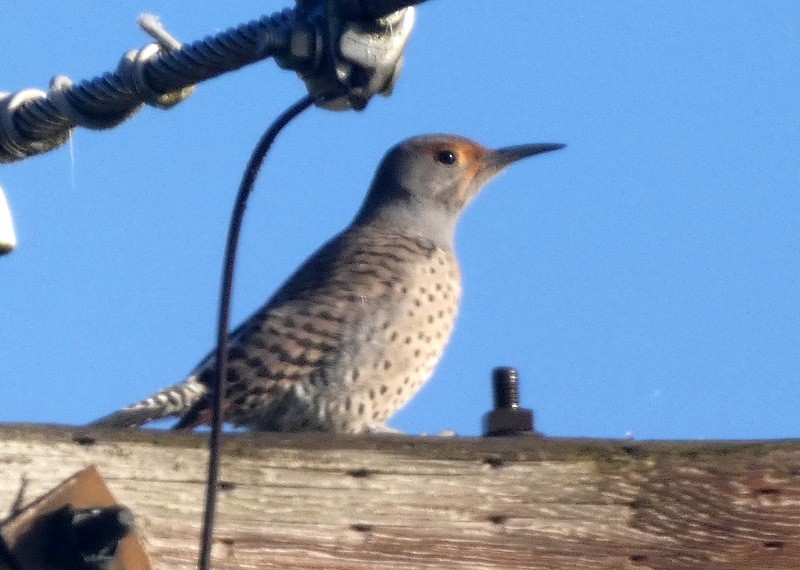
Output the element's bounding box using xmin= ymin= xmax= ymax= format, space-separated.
xmin=2 ymin=2 xmax=798 ymax=439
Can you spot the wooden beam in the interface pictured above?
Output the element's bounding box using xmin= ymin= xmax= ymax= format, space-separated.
xmin=1 ymin=424 xmax=798 ymax=569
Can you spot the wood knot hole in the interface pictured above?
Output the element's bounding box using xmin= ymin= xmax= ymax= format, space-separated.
xmin=348 ymin=468 xmax=372 ymax=478
xmin=763 ymin=541 xmax=784 ymax=549
xmin=756 ymin=487 xmax=781 ymax=496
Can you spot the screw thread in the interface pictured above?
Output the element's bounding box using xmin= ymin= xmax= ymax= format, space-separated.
xmin=492 ymin=367 xmax=520 ymax=409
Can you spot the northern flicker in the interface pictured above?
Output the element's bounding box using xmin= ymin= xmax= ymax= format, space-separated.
xmin=89 ymin=134 xmax=563 ymax=433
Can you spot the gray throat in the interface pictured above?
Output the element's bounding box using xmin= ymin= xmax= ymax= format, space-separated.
xmin=352 ymin=197 xmax=458 ymax=249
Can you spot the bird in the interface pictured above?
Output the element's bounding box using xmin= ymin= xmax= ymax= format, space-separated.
xmin=89 ymin=134 xmax=563 ymax=433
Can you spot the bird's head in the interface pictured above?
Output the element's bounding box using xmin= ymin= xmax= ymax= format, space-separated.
xmin=356 ymin=134 xmax=564 ymax=245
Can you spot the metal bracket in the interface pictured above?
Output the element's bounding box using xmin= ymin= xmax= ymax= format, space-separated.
xmin=276 ymin=0 xmax=415 ymax=110
xmin=0 ymin=466 xmax=151 ymax=569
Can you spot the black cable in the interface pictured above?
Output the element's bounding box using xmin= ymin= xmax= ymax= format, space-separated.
xmin=198 ymin=94 xmax=317 ymax=569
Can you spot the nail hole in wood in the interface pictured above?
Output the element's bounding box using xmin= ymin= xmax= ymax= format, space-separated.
xmin=73 ymin=434 xmax=96 ymax=446
xmin=763 ymin=541 xmax=784 ymax=549
xmin=350 ymin=523 xmax=373 ymax=533
xmin=628 ymin=498 xmax=648 ymax=510
xmin=483 ymin=456 xmax=505 ymax=469
xmin=348 ymin=468 xmax=371 ymax=478
xmin=620 ymin=444 xmax=648 ymax=459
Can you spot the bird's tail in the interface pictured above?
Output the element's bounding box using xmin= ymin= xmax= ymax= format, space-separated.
xmin=87 ymin=376 xmax=207 ymax=428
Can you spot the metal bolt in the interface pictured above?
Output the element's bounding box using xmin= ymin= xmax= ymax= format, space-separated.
xmin=483 ymin=366 xmax=535 ymax=437
xmin=493 ymin=367 xmax=520 ymax=409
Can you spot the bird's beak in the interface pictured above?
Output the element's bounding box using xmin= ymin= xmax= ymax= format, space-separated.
xmin=482 ymin=143 xmax=566 ymax=172
xmin=460 ymin=142 xmax=565 ymax=205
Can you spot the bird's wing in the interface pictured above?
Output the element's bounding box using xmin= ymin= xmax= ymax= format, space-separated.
xmin=173 ymin=228 xmax=439 ymax=429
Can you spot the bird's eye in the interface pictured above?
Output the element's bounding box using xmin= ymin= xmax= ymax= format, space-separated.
xmin=435 ymin=149 xmax=457 ymax=165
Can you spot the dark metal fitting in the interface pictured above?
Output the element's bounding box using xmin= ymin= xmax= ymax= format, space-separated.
xmin=276 ymin=0 xmax=415 ymax=111
xmin=48 ymin=505 xmax=135 ymax=569
xmin=483 ymin=367 xmax=535 ymax=437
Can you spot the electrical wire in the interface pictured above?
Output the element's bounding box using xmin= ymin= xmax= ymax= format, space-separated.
xmin=198 ymin=94 xmax=318 ymax=569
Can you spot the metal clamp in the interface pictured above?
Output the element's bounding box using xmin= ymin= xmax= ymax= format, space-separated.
xmin=276 ymin=0 xmax=415 ymax=110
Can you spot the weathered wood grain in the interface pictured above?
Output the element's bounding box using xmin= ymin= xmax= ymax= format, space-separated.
xmin=0 ymin=424 xmax=798 ymax=569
